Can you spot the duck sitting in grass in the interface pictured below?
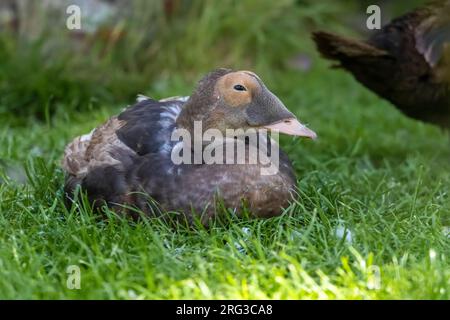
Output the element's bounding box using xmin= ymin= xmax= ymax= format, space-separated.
xmin=62 ymin=68 xmax=316 ymax=225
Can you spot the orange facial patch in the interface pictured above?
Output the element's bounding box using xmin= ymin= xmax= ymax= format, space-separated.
xmin=215 ymin=71 xmax=261 ymax=107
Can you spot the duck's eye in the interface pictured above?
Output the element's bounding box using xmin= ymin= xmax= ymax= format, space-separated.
xmin=233 ymin=84 xmax=247 ymax=91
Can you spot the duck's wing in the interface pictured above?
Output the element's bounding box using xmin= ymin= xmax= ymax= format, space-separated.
xmin=62 ymin=96 xmax=187 ymax=178
xmin=115 ymin=96 xmax=186 ymax=156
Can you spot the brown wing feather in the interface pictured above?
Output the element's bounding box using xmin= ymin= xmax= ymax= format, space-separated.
xmin=62 ymin=117 xmax=135 ymax=178
xmin=62 ymin=131 xmax=93 ymax=177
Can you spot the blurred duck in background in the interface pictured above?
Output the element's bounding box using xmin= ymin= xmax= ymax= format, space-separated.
xmin=313 ymin=0 xmax=450 ymax=128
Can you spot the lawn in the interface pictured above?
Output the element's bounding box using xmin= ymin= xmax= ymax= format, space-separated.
xmin=0 ymin=0 xmax=449 ymax=299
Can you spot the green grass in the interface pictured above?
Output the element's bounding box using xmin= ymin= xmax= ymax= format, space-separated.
xmin=1 ymin=63 xmax=449 ymax=299
xmin=0 ymin=0 xmax=448 ymax=300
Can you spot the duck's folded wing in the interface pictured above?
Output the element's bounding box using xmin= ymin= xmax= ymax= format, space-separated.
xmin=62 ymin=116 xmax=135 ymax=178
xmin=62 ymin=96 xmax=187 ymax=178
xmin=115 ymin=97 xmax=184 ymax=156
xmin=62 ymin=96 xmax=187 ymax=210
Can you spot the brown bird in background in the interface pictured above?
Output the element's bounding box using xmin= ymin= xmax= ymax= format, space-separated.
xmin=313 ymin=0 xmax=450 ymax=128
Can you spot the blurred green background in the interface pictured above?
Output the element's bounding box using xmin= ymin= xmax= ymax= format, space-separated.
xmin=0 ymin=0 xmax=426 ymax=121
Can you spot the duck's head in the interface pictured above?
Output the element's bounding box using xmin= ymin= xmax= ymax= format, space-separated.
xmin=176 ymin=68 xmax=317 ymax=139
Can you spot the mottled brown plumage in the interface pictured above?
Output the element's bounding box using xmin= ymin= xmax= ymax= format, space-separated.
xmin=62 ymin=69 xmax=316 ymax=225
xmin=313 ymin=1 xmax=450 ymax=128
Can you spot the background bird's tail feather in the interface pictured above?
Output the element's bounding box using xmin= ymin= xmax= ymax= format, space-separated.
xmin=312 ymin=31 xmax=389 ymax=62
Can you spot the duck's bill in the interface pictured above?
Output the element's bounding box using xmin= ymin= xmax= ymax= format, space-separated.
xmin=263 ymin=118 xmax=317 ymax=139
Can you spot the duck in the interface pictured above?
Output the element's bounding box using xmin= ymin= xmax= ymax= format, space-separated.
xmin=312 ymin=0 xmax=450 ymax=128
xmin=62 ymin=68 xmax=317 ymax=225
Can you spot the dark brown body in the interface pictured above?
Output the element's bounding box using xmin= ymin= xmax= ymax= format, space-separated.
xmin=313 ymin=2 xmax=450 ymax=128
